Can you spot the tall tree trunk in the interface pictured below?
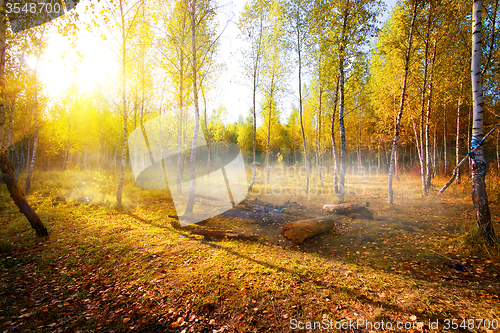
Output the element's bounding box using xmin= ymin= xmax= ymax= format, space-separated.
xmin=338 ymin=64 xmax=346 ymax=201
xmin=412 ymin=118 xmax=424 ymax=180
xmin=338 ymin=3 xmax=349 ymax=202
xmin=185 ymin=0 xmax=201 ymax=215
xmin=418 ymin=2 xmax=434 ymax=195
xmin=0 ymin=2 xmax=47 ymax=237
xmin=388 ymin=0 xmax=418 ymax=204
xmin=456 ymin=82 xmax=463 ymax=183
xmin=202 ymin=89 xmax=212 ymax=178
xmin=249 ymin=96 xmax=257 ymax=191
xmin=497 ymin=130 xmax=500 ymax=176
xmin=25 ymin=32 xmax=44 ymax=193
xmin=266 ymin=95 xmax=272 ymax=184
xmin=25 ymin=101 xmax=38 ymax=193
xmin=248 ymin=12 xmax=263 ymax=192
xmin=330 ymin=75 xmax=339 ymax=194
xmin=140 ymin=9 xmax=146 ymax=188
xmin=425 ymin=39 xmax=437 ymax=188
xmin=470 ymin=0 xmax=496 ymax=241
xmin=116 ymin=0 xmax=127 ymax=206
xmin=357 ymin=115 xmax=361 ymax=175
xmin=444 ymin=102 xmax=447 ymax=175
xmin=25 ymin=113 xmax=32 ymax=173
xmin=317 ymin=74 xmax=323 ymax=188
xmin=296 ymin=2 xmax=308 ymax=194
xmin=433 ymin=127 xmax=436 ymax=177
xmin=177 ymin=51 xmax=184 ymax=194
xmin=467 ymin=104 xmax=472 ymax=174
xmin=377 ymin=136 xmax=381 ymax=172
xmin=63 ymin=123 xmax=70 ymax=170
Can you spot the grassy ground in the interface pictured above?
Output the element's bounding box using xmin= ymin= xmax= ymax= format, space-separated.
xmin=0 ymin=167 xmax=499 ymax=332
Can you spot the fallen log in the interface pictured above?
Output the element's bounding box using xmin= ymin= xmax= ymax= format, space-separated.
xmin=190 ymin=229 xmax=258 ymax=241
xmin=281 ymin=216 xmax=338 ymax=244
xmin=322 ymin=202 xmax=377 ymax=220
xmin=0 ymin=151 xmax=48 ymax=237
xmin=252 ymin=198 xmax=274 ymax=208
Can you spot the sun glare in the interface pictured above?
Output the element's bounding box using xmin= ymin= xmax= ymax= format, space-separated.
xmin=39 ymin=32 xmax=115 ymax=99
xmin=74 ymin=53 xmax=109 ymax=94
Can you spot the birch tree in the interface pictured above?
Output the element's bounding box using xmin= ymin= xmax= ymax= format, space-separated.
xmin=286 ymin=0 xmax=310 ymax=194
xmin=261 ymin=0 xmax=287 ymax=184
xmin=25 ymin=26 xmax=46 ymax=193
xmin=388 ymin=0 xmax=418 ymax=204
xmin=237 ymin=0 xmax=266 ymax=191
xmin=183 ymin=0 xmax=200 ymax=213
xmin=328 ymin=0 xmax=381 ymax=201
xmin=93 ymin=0 xmax=145 ymax=206
xmin=184 ymin=0 xmax=219 ymax=215
xmin=0 ymin=0 xmax=78 ymax=237
xmin=470 ymin=0 xmax=496 ymax=241
xmin=160 ymin=0 xmax=193 ymax=195
xmin=456 ymin=82 xmax=463 ymax=183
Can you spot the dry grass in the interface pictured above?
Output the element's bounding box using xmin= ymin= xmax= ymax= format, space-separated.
xmin=0 ymin=167 xmax=499 ymax=332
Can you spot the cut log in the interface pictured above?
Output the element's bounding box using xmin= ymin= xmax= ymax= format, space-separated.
xmin=281 ymin=216 xmax=337 ymax=244
xmin=190 ymin=229 xmax=258 ymax=240
xmin=322 ymin=202 xmax=377 ymax=220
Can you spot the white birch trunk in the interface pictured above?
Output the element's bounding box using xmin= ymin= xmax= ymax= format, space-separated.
xmin=116 ymin=0 xmax=127 ymax=206
xmin=444 ymin=102 xmax=447 ymax=175
xmin=456 ymin=82 xmax=462 ymax=183
xmin=184 ymin=0 xmax=201 ymax=215
xmin=266 ymin=96 xmax=271 ymax=184
xmin=0 ymin=0 xmax=5 ymax=150
xmin=316 ymin=71 xmax=323 ymax=188
xmin=388 ymin=0 xmax=418 ymax=204
xmin=497 ymin=130 xmax=500 ymax=176
xmin=470 ymin=0 xmax=496 ymax=241
xmin=418 ymin=3 xmax=433 ymax=196
xmin=25 ymin=28 xmax=45 ymax=193
xmin=425 ymin=39 xmax=437 ymax=188
xmin=330 ymin=75 xmax=339 ymax=194
xmin=338 ymin=64 xmax=346 ymax=201
xmin=338 ymin=2 xmax=349 ymax=202
xmin=295 ymin=2 xmax=308 ymax=194
xmin=248 ymin=10 xmax=263 ymax=192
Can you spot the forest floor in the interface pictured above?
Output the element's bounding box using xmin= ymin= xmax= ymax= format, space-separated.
xmin=0 ymin=168 xmax=499 ymax=332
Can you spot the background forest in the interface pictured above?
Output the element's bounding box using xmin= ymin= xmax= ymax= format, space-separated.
xmin=3 ymin=0 xmax=500 ymax=208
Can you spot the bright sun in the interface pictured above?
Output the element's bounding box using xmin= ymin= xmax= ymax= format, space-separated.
xmin=38 ymin=31 xmax=115 ymax=98
xmin=74 ymin=54 xmax=107 ymax=93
